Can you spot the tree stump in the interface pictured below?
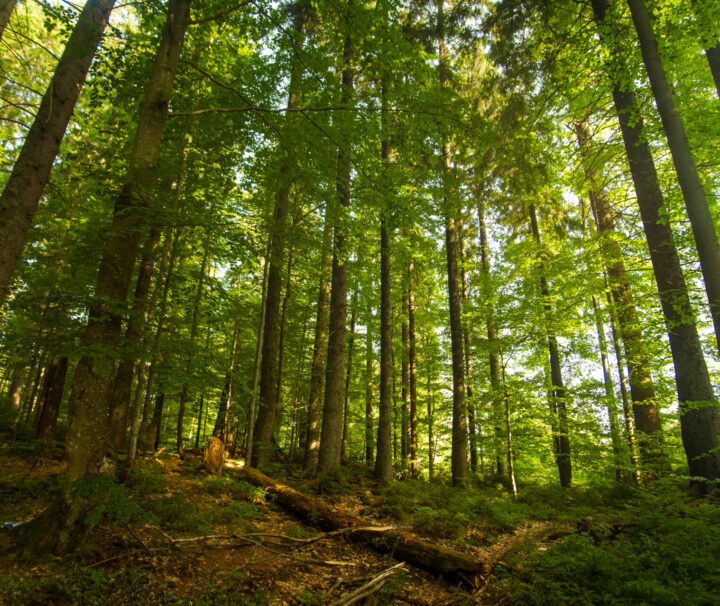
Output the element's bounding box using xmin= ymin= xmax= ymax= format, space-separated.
xmin=204 ymin=437 xmax=224 ymax=475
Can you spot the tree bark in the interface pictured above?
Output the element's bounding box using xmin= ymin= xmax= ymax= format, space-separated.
xmin=251 ymin=2 xmax=308 ymax=468
xmin=459 ymin=231 xmax=478 ymax=473
xmin=213 ymin=325 xmax=240 ymax=442
xmin=63 ymin=0 xmax=192 ymax=493
xmin=401 ymin=298 xmax=410 ymax=469
xmin=364 ymin=296 xmax=374 ymax=466
xmin=0 ymin=0 xmax=116 ymax=304
xmin=375 ymin=219 xmax=394 ymax=482
xmin=408 ymin=260 xmax=419 ymax=479
xmin=0 ymin=0 xmax=17 ymax=40
xmin=593 ymin=0 xmax=720 ymax=485
xmin=341 ymin=289 xmax=358 ymax=458
xmin=33 ymin=357 xmax=68 ymax=440
xmin=238 ymin=466 xmax=487 ymax=587
xmin=477 ymin=201 xmax=506 ymax=477
xmin=591 ymin=295 xmax=624 ymax=481
xmin=528 ymin=203 xmax=572 ymax=488
xmin=626 ymin=0 xmax=720 ymax=354
xmin=245 ymin=247 xmax=270 ymax=465
xmin=303 ymin=204 xmax=332 ymax=470
xmin=574 ymin=119 xmax=664 ymax=471
xmin=317 ymin=26 xmax=354 ymax=477
xmin=176 ymin=242 xmax=209 ymax=456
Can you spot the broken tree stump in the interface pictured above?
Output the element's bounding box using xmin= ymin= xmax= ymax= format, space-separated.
xmin=204 ymin=437 xmax=224 ymax=475
xmin=236 ymin=466 xmax=487 ymax=587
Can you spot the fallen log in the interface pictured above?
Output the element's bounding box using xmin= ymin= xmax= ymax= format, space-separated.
xmin=236 ymin=466 xmax=487 ymax=587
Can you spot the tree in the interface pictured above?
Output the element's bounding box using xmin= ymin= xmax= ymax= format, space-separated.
xmin=625 ymin=0 xmax=720 ymax=354
xmin=0 ymin=0 xmax=116 ymax=305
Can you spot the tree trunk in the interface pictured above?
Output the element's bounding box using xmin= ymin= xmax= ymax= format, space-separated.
xmin=425 ymin=332 xmax=436 ymax=481
xmin=317 ymin=27 xmax=354 ymax=477
xmin=574 ymin=119 xmax=664 ymax=472
xmin=33 ymin=357 xmax=68 ymax=440
xmin=459 ymin=231 xmax=478 ymax=473
xmin=606 ymin=288 xmax=641 ymax=483
xmin=0 ymin=0 xmax=17 ymax=40
xmin=408 ymin=260 xmax=419 ymax=479
xmin=529 ymin=203 xmax=572 ymax=488
xmin=341 ymin=289 xmax=358 ymax=458
xmin=63 ymin=0 xmax=191 ymax=495
xmin=251 ymin=3 xmax=308 ymax=468
xmin=6 ymin=365 xmax=25 ymax=416
xmin=626 ymin=0 xmax=720 ymax=354
xmin=438 ymin=0 xmax=468 ymax=486
xmin=477 ymin=201 xmax=506 ymax=477
xmin=238 ymin=466 xmax=487 ymax=586
xmin=273 ymin=248 xmax=294 ymax=452
xmin=136 ymin=227 xmax=182 ymax=456
xmin=213 ymin=325 xmax=240 ymax=442
xmin=591 ymin=295 xmax=624 ymax=481
xmin=375 ymin=215 xmax=394 ymax=482
xmin=364 ymin=296 xmax=374 ymax=466
xmin=303 ymin=204 xmax=332 ymax=470
xmin=593 ymin=0 xmax=720 ymax=485
xmin=0 ymin=0 xmax=116 ymax=303
xmin=245 ymin=247 xmax=270 ymax=465
xmin=500 ymin=353 xmax=518 ymax=498
xmin=195 ymin=394 xmax=204 ymax=449
xmin=401 ymin=299 xmax=410 ymax=469
xmin=177 ymin=242 xmax=209 ymax=456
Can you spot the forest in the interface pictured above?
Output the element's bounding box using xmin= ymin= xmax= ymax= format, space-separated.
xmin=0 ymin=0 xmax=719 ymax=603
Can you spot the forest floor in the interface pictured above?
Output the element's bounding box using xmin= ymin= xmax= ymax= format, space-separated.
xmin=1 ymin=440 xmax=719 ymax=605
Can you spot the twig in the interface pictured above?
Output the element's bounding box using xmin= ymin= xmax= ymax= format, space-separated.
xmin=329 ymin=562 xmax=406 ymax=606
xmin=124 ymin=523 xmax=151 ymax=554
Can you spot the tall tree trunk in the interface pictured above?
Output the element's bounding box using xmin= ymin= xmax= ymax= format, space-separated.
xmin=6 ymin=365 xmax=25 ymax=416
xmin=574 ymin=119 xmax=665 ymax=472
xmin=303 ymin=204 xmax=332 ymax=470
xmin=408 ymin=260 xmax=419 ymax=479
xmin=593 ymin=0 xmax=720 ymax=485
xmin=459 ymin=231 xmax=478 ymax=473
xmin=137 ymin=227 xmax=182 ymax=455
xmin=364 ymin=296 xmax=374 ymax=466
xmin=529 ymin=203 xmax=572 ymax=488
xmin=317 ymin=25 xmax=354 ymax=477
xmin=341 ymin=289 xmax=358 ymax=458
xmin=374 ymin=218 xmax=393 ymax=481
xmin=606 ymin=287 xmax=641 ymax=482
xmin=33 ymin=357 xmax=69 ymax=440
xmin=176 ymin=242 xmax=209 ymax=456
xmin=0 ymin=0 xmax=16 ymax=39
xmin=401 ymin=297 xmax=410 ymax=469
xmin=500 ymin=352 xmax=518 ymax=498
xmin=438 ymin=0 xmax=468 ymax=486
xmin=273 ymin=248 xmax=294 ymax=451
xmin=62 ymin=0 xmax=191 ymax=495
xmin=0 ymin=0 xmax=116 ymax=303
xmin=195 ymin=394 xmax=204 ymax=449
xmin=425 ymin=332 xmax=436 ymax=481
xmin=288 ymin=289 xmax=312 ymax=462
xmin=591 ymin=295 xmax=625 ymax=480
xmin=251 ymin=2 xmax=308 ymax=468
xmin=245 ymin=247 xmax=270 ymax=465
xmin=626 ymin=0 xmax=720 ymax=353
xmin=213 ymin=325 xmax=240 ymax=442
xmin=477 ymin=201 xmax=506 ymax=477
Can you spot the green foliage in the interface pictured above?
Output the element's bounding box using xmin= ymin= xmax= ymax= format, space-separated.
xmin=490 ymin=487 xmax=720 ymax=605
xmin=297 ymin=588 xmax=327 ymax=605
xmin=71 ymin=475 xmax=152 ymax=525
xmin=202 ymin=476 xmax=266 ymax=502
xmin=213 ymin=501 xmax=264 ymax=526
xmin=142 ymin=494 xmax=211 ymax=534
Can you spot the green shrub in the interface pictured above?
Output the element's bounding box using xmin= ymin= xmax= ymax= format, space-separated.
xmin=144 ymin=494 xmax=211 ymax=533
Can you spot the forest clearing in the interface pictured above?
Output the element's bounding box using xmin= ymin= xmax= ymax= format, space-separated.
xmin=1 ymin=0 xmax=720 ymax=603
